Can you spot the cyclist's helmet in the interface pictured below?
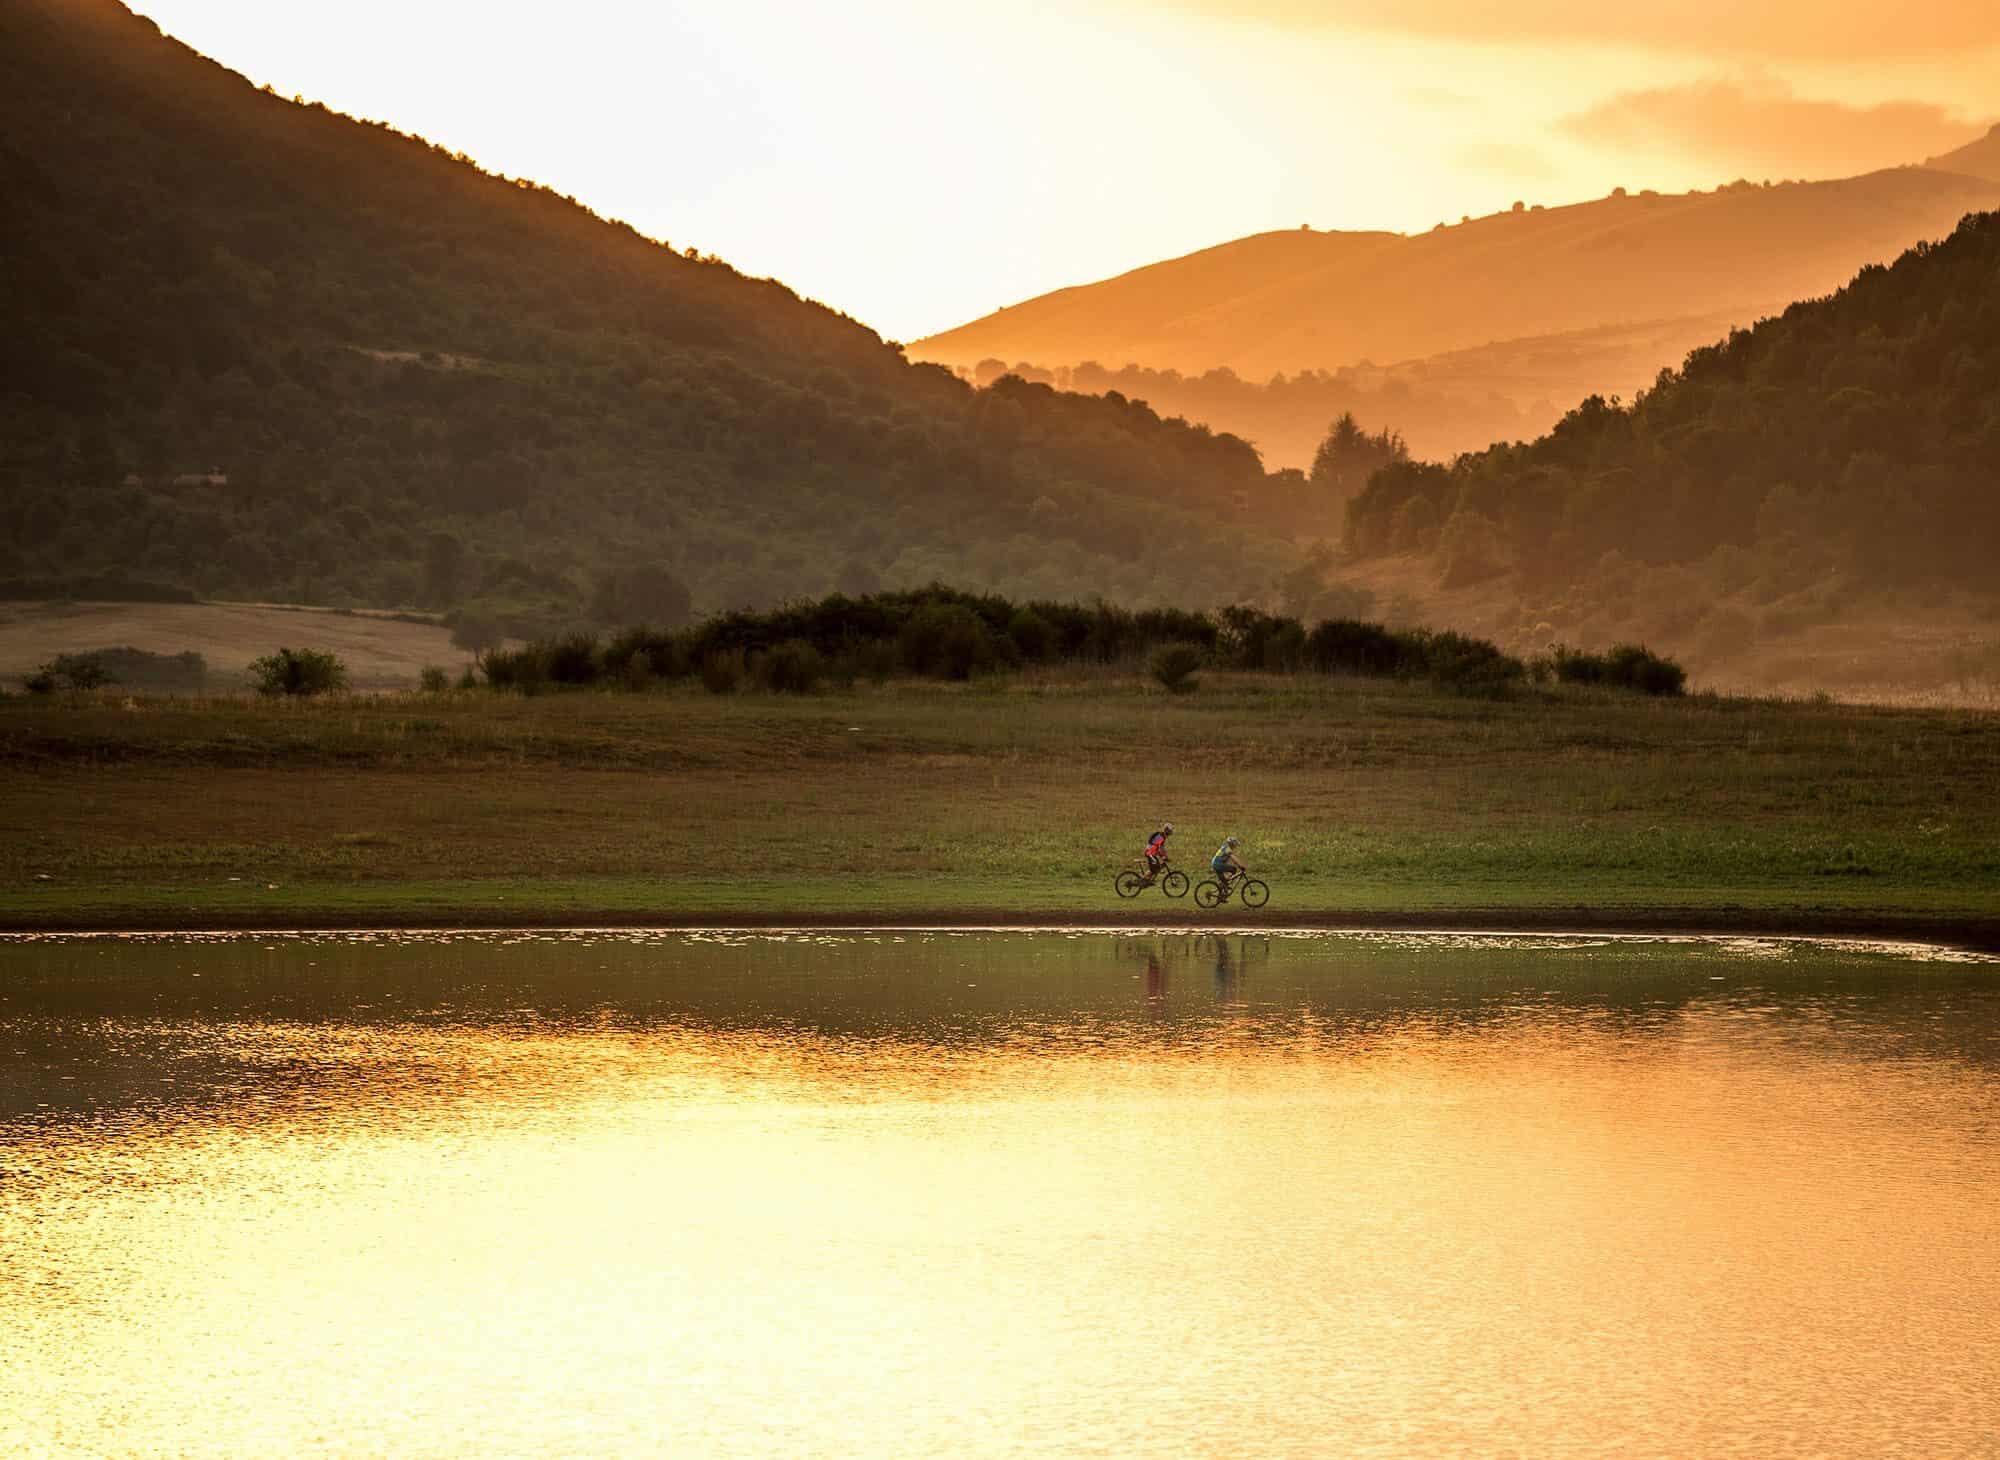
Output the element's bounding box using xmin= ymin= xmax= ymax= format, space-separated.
xmin=1162 ymin=822 xmax=1175 ymax=834
xmin=1225 ymin=836 xmax=1240 ymax=847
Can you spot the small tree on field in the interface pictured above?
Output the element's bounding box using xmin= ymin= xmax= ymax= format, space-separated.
xmin=249 ymin=647 xmax=348 ymax=697
xmin=26 ymin=653 xmax=113 ymax=693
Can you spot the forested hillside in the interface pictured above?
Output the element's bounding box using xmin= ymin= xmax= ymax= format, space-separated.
xmin=0 ymin=0 xmax=1297 ymax=624
xmin=1343 ymin=213 xmax=2000 ymax=662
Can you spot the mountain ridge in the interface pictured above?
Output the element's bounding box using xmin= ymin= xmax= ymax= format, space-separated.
xmin=1926 ymin=124 xmax=2000 ymax=183
xmin=914 ymin=168 xmax=2000 ymax=380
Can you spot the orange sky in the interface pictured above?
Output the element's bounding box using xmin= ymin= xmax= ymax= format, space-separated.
xmin=134 ymin=0 xmax=1998 ymax=341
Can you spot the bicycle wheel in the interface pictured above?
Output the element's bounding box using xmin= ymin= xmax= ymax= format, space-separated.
xmin=1161 ymin=869 xmax=1190 ymax=899
xmin=1239 ymin=879 xmax=1270 ymax=909
xmin=1193 ymin=879 xmax=1222 ymax=910
xmin=1114 ymin=870 xmax=1145 ymax=899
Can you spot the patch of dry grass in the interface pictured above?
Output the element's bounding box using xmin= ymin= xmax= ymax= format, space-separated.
xmin=0 ymin=600 xmax=457 ymax=691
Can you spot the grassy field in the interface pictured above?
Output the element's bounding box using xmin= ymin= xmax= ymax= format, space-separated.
xmin=0 ymin=600 xmax=459 ymax=692
xmin=4 ymin=673 xmax=1998 ymax=943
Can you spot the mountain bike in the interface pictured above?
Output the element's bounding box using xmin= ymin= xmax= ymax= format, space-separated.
xmin=1114 ymin=862 xmax=1189 ymax=899
xmin=1193 ymin=873 xmax=1269 ymax=910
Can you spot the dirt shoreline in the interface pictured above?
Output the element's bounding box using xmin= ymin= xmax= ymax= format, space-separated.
xmin=8 ymin=906 xmax=1999 ymax=954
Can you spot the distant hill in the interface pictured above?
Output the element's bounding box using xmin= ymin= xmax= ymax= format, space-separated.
xmin=1340 ymin=213 xmax=2000 ymax=681
xmin=993 ymin=311 xmax=1741 ymax=471
xmin=0 ymin=0 xmax=1299 ymax=624
xmin=1927 ymin=124 xmax=2000 ymax=183
xmin=913 ymin=167 xmax=2000 ymax=391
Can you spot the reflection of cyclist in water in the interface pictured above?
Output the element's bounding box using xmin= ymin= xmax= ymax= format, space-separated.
xmin=1209 ymin=935 xmax=1241 ymax=1003
xmin=1145 ymin=951 xmax=1166 ymax=1005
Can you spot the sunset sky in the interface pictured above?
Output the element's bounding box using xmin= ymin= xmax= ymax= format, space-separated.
xmin=134 ymin=0 xmax=1998 ymax=342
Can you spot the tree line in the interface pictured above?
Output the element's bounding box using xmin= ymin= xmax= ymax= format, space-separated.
xmin=469 ymin=584 xmax=1684 ymax=698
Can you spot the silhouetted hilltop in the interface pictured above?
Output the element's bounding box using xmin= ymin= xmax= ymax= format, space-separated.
xmin=0 ymin=0 xmax=1293 ymax=621
xmin=1346 ymin=212 xmax=2000 ymax=610
xmin=1927 ymin=124 xmax=2000 ymax=184
xmin=914 ymin=172 xmax=2000 ymax=381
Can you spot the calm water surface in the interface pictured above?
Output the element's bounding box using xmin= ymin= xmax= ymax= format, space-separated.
xmin=2 ymin=929 xmax=1997 ymax=1458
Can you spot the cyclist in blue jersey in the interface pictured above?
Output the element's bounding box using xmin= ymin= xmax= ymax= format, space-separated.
xmin=1210 ymin=836 xmax=1246 ymax=893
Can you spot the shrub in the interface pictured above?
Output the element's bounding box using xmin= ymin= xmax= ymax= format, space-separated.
xmin=821 ymin=650 xmax=857 ymax=690
xmin=836 ymin=636 xmax=900 ymax=684
xmin=544 ymin=632 xmax=601 ymax=685
xmin=1411 ymin=629 xmax=1526 ymax=696
xmin=700 ymin=649 xmax=745 ymax=694
xmin=1411 ymin=628 xmax=1523 ymax=682
xmin=418 ymin=665 xmax=450 ymax=693
xmin=755 ymin=638 xmax=824 ymax=694
xmin=621 ymin=650 xmax=655 ymax=691
xmin=1150 ymin=642 xmax=1204 ymax=693
xmin=1214 ymin=604 xmax=1290 ymax=670
xmin=1008 ymin=608 xmax=1057 ymax=663
xmin=1305 ymin=619 xmax=1407 ymax=676
xmin=1552 ymin=642 xmax=1686 ymax=695
xmin=899 ymin=604 xmax=1003 ymax=680
xmin=72 ymin=647 xmax=204 ymax=692
xmin=456 ymin=666 xmax=478 ymax=691
xmin=1263 ymin=620 xmax=1307 ymax=672
xmin=478 ymin=643 xmax=549 ymax=691
xmin=1604 ymin=642 xmax=1686 ymax=696
xmin=604 ymin=627 xmax=689 ymax=682
xmin=1552 ymin=644 xmax=1605 ymax=686
xmin=50 ymin=653 xmax=112 ymax=690
xmin=26 ymin=653 xmax=115 ymax=693
xmin=249 ymin=647 xmax=348 ymax=697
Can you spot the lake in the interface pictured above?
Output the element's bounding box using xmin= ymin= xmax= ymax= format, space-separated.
xmin=3 ymin=929 xmax=1996 ymax=1457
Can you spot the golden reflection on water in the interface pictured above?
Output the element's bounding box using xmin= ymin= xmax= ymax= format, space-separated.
xmin=2 ymin=932 xmax=1997 ymax=1457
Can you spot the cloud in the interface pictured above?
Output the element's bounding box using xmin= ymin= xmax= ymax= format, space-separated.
xmin=1557 ymin=79 xmax=1993 ymax=179
xmin=1152 ymin=0 xmax=2000 ymax=59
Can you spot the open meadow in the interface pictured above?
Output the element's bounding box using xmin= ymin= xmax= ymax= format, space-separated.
xmin=0 ymin=600 xmax=459 ymax=693
xmin=4 ymin=673 xmax=1997 ymax=943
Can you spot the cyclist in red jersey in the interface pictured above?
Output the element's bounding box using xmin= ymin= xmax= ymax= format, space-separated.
xmin=1142 ymin=822 xmax=1175 ymax=880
